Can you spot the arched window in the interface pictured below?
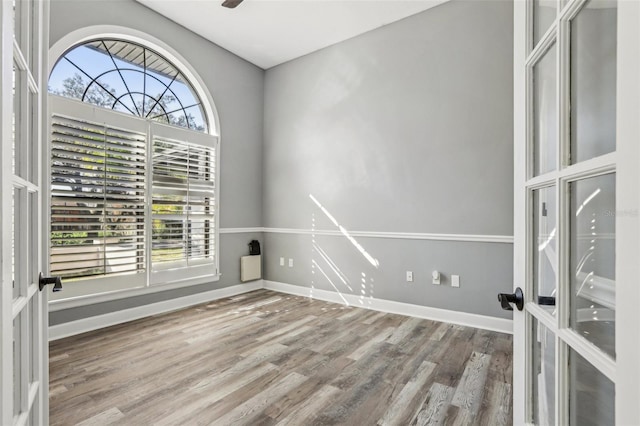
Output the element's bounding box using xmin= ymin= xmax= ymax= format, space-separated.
xmin=48 ymin=37 xmax=219 ymax=301
xmin=49 ymin=39 xmax=208 ymax=132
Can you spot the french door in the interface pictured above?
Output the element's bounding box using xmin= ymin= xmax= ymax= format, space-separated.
xmin=1 ymin=0 xmax=50 ymax=425
xmin=513 ymin=0 xmax=640 ymax=424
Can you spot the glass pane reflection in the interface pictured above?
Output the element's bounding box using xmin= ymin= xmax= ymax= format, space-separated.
xmin=12 ymin=188 xmax=18 ymax=300
xmin=13 ymin=315 xmax=21 ymax=417
xmin=532 ymin=318 xmax=555 ymax=425
xmin=533 ymin=44 xmax=557 ymax=176
xmin=533 ymin=0 xmax=556 ymax=48
xmin=570 ymin=174 xmax=615 ymax=358
xmin=533 ymin=187 xmax=557 ymax=314
xmin=570 ymin=0 xmax=617 ymax=164
xmin=569 ymin=348 xmax=614 ymax=425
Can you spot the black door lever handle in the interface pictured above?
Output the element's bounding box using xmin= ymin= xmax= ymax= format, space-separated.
xmin=39 ymin=273 xmax=63 ymax=292
xmin=538 ymin=296 xmax=555 ymax=306
xmin=498 ymin=287 xmax=524 ymax=311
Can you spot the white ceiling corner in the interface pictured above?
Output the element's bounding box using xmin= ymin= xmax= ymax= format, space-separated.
xmin=135 ymin=0 xmax=449 ymax=69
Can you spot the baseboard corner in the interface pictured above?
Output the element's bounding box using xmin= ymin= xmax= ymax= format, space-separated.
xmin=263 ymin=280 xmax=512 ymax=335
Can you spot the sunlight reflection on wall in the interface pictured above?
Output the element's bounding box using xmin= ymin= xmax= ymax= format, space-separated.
xmin=309 ymin=194 xmax=379 ymax=307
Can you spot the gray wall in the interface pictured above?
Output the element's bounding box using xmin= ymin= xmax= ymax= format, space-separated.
xmin=262 ymin=0 xmax=514 ymax=319
xmin=49 ymin=0 xmax=264 ymax=326
xmin=50 ymin=0 xmax=517 ymax=326
xmin=265 ymin=233 xmax=514 ymax=319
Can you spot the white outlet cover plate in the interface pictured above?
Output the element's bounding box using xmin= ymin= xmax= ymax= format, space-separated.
xmin=452 ymin=275 xmax=460 ymax=288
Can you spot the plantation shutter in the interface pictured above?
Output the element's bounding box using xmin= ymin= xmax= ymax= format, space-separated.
xmin=50 ymin=114 xmax=147 ymax=280
xmin=152 ymin=134 xmax=216 ymax=272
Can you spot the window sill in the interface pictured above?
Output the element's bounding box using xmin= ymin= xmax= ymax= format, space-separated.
xmin=48 ymin=273 xmax=221 ymax=312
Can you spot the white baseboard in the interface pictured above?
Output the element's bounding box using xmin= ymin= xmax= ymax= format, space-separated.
xmin=263 ymin=280 xmax=512 ymax=335
xmin=48 ymin=281 xmax=263 ymax=341
xmin=49 ymin=278 xmax=512 ymax=341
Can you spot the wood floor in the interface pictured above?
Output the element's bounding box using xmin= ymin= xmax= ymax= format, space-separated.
xmin=49 ymin=289 xmax=513 ymax=425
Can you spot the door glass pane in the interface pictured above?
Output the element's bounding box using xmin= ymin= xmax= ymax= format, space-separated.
xmin=12 ymin=187 xmax=26 ymax=300
xmin=13 ymin=315 xmax=22 ymax=417
xmin=28 ymin=191 xmax=37 ymax=288
xmin=28 ymin=90 xmax=38 ymax=183
xmin=533 ymin=186 xmax=557 ymax=314
xmin=569 ymin=174 xmax=615 ymax=358
xmin=29 ymin=395 xmax=39 ymax=426
xmin=533 ymin=43 xmax=557 ymax=176
xmin=533 ymin=0 xmax=556 ymax=47
xmin=13 ymin=0 xmax=22 ymax=48
xmin=570 ymin=0 xmax=617 ymax=164
xmin=28 ymin=1 xmax=38 ymax=75
xmin=12 ymin=188 xmax=18 ymax=299
xmin=532 ymin=318 xmax=555 ymax=425
xmin=569 ymin=348 xmax=614 ymax=425
xmin=14 ymin=0 xmax=32 ymax=64
xmin=12 ymin=63 xmax=16 ymax=174
xmin=13 ymin=66 xmax=26 ymax=180
xmin=29 ymin=297 xmax=38 ymax=384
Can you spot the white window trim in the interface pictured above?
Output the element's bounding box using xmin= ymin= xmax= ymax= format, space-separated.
xmin=47 ymin=28 xmax=222 ymax=310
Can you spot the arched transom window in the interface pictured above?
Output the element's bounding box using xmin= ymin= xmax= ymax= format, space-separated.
xmin=49 ymin=39 xmax=208 ymax=132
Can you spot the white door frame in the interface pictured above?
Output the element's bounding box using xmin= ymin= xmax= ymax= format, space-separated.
xmin=614 ymin=0 xmax=640 ymax=423
xmin=513 ymin=0 xmax=640 ymax=424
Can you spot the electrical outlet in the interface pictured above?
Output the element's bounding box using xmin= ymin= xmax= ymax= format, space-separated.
xmin=406 ymin=271 xmax=413 ymax=282
xmin=279 ymin=257 xmax=284 ymax=266
xmin=288 ymin=258 xmax=294 ymax=268
xmin=452 ymin=275 xmax=460 ymax=288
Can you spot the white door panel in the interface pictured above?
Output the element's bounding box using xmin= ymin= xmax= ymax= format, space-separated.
xmin=513 ymin=0 xmax=639 ymax=424
xmin=1 ymin=1 xmax=50 ymax=424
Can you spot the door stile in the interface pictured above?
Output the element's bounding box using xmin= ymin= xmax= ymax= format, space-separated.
xmin=556 ymin=174 xmax=569 ymax=426
xmin=1 ymin=1 xmax=15 ymax=423
xmin=615 ymin=1 xmax=640 ymax=423
xmin=37 ymin=0 xmax=50 ymax=423
xmin=555 ymin=13 xmax=568 ymax=421
xmin=513 ymin=0 xmax=528 ymax=423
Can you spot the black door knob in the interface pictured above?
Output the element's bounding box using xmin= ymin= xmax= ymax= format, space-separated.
xmin=39 ymin=273 xmax=63 ymax=292
xmin=498 ymin=287 xmax=524 ymax=311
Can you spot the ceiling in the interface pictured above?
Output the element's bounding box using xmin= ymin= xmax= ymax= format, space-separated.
xmin=135 ymin=0 xmax=449 ymax=69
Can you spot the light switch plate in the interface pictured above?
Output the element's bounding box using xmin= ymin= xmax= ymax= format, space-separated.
xmin=452 ymin=275 xmax=460 ymax=288
xmin=406 ymin=271 xmax=413 ymax=282
xmin=279 ymin=257 xmax=285 ymax=266
xmin=288 ymin=258 xmax=294 ymax=268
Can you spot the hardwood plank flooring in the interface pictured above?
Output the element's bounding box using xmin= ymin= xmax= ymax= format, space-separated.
xmin=49 ymin=289 xmax=513 ymax=425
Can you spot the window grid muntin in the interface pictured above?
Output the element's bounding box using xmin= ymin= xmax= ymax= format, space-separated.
xmin=49 ymin=39 xmax=208 ymax=133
